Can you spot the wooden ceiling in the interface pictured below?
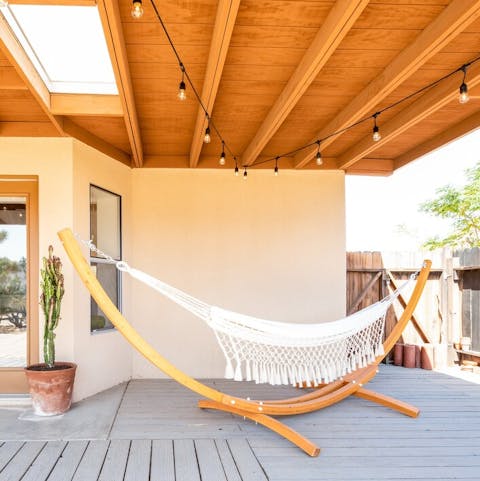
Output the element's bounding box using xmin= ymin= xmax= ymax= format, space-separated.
xmin=1 ymin=0 xmax=480 ymax=175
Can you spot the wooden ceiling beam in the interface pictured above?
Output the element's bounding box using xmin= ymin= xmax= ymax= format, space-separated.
xmin=189 ymin=0 xmax=241 ymax=168
xmin=63 ymin=118 xmax=131 ymax=165
xmin=97 ymin=0 xmax=143 ymax=167
xmin=0 ymin=121 xmax=59 ymax=136
xmin=394 ymin=111 xmax=480 ymax=171
xmin=336 ymin=62 xmax=480 ymax=170
xmin=50 ymin=94 xmax=123 ymax=116
xmin=346 ymin=158 xmax=393 ymax=176
xmin=7 ymin=0 xmax=96 ymax=5
xmin=294 ymin=0 xmax=480 ymax=168
xmin=0 ymin=11 xmax=64 ymax=134
xmin=242 ymin=0 xmax=368 ymax=167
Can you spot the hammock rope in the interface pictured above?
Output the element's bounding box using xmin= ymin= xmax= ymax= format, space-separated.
xmin=83 ymin=237 xmax=413 ymax=386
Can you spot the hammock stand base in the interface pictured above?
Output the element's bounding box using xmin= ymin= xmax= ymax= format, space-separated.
xmin=58 ymin=228 xmax=431 ymax=457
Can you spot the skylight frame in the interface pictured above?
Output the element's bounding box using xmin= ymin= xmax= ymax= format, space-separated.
xmin=0 ymin=3 xmax=118 ymax=95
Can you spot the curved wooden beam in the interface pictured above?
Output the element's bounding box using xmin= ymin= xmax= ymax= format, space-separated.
xmin=198 ymin=400 xmax=320 ymax=457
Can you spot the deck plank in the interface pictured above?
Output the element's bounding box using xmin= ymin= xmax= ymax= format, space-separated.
xmin=22 ymin=441 xmax=66 ymax=481
xmin=174 ymin=439 xmax=200 ymax=481
xmin=227 ymin=439 xmax=267 ymax=481
xmin=0 ymin=442 xmax=23 ymax=472
xmin=72 ymin=440 xmax=109 ymax=481
xmin=195 ymin=439 xmax=227 ymax=481
xmin=0 ymin=441 xmax=45 ymax=481
xmin=150 ymin=440 xmax=174 ymax=481
xmin=124 ymin=440 xmax=151 ymax=481
xmin=98 ymin=439 xmax=130 ymax=481
xmin=47 ymin=440 xmax=88 ymax=481
xmin=215 ymin=439 xmax=242 ymax=481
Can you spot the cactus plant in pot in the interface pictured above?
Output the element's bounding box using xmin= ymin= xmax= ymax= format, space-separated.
xmin=24 ymin=246 xmax=76 ymax=416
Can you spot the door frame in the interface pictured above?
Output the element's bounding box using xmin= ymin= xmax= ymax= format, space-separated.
xmin=0 ymin=176 xmax=39 ymax=393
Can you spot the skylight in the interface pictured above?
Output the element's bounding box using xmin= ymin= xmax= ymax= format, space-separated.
xmin=0 ymin=4 xmax=117 ymax=94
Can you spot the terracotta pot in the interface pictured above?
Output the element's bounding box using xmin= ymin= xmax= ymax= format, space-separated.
xmin=415 ymin=345 xmax=421 ymax=368
xmin=393 ymin=343 xmax=403 ymax=366
xmin=403 ymin=344 xmax=416 ymax=368
xmin=24 ymin=362 xmax=76 ymax=416
xmin=421 ymin=344 xmax=434 ymax=370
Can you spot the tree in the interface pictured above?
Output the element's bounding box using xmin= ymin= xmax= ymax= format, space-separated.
xmin=420 ymin=161 xmax=480 ymax=249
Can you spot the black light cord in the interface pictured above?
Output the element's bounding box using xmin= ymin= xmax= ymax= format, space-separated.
xmin=249 ymin=56 xmax=480 ymax=168
xmin=148 ymin=0 xmax=237 ymax=159
xmin=144 ymin=0 xmax=479 ymax=170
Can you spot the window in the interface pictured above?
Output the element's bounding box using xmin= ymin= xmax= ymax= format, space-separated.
xmin=0 ymin=4 xmax=117 ymax=94
xmin=90 ymin=185 xmax=121 ymax=332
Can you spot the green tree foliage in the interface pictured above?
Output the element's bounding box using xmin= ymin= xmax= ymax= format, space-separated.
xmin=0 ymin=256 xmax=26 ymax=327
xmin=420 ymin=161 xmax=480 ymax=249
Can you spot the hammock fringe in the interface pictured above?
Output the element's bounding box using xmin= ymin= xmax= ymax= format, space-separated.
xmin=120 ymin=265 xmax=412 ymax=387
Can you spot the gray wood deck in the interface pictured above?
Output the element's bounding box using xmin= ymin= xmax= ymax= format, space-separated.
xmin=1 ymin=366 xmax=480 ymax=480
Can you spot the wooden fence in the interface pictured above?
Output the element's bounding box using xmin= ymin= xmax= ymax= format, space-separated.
xmin=347 ymin=249 xmax=480 ymax=361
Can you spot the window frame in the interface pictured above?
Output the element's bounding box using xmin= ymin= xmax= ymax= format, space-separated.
xmin=89 ymin=184 xmax=122 ymax=333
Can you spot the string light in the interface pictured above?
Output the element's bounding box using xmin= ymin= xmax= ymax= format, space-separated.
xmin=315 ymin=141 xmax=322 ymax=166
xmin=243 ymin=167 xmax=248 ymax=180
xmin=178 ymin=65 xmax=186 ymax=101
xmin=459 ymin=65 xmax=470 ymax=104
xmin=219 ymin=141 xmax=226 ymax=165
xmin=372 ymin=113 xmax=381 ymax=142
xmin=204 ymin=115 xmax=211 ymax=144
xmin=131 ymin=0 xmax=144 ymax=19
xmin=274 ymin=157 xmax=279 ymax=176
xmin=135 ymin=4 xmax=479 ymax=173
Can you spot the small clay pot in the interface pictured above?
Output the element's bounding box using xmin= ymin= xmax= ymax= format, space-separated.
xmin=24 ymin=362 xmax=77 ymax=416
xmin=421 ymin=344 xmax=434 ymax=370
xmin=403 ymin=344 xmax=416 ymax=368
xmin=393 ymin=343 xmax=404 ymax=366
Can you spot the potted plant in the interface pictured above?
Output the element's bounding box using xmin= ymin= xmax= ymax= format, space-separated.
xmin=24 ymin=245 xmax=76 ymax=416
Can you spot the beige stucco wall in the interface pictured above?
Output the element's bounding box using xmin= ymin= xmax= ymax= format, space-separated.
xmin=0 ymin=138 xmax=133 ymax=401
xmin=1 ymin=138 xmax=346 ymax=397
xmin=71 ymin=141 xmax=133 ymax=400
xmin=130 ymin=169 xmax=346 ymax=379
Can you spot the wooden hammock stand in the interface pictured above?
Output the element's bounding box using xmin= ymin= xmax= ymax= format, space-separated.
xmin=58 ymin=228 xmax=431 ymax=457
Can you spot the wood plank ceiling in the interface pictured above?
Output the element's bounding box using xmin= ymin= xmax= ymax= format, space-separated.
xmin=1 ymin=0 xmax=480 ymax=175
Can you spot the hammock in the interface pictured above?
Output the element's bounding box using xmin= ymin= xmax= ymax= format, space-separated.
xmin=59 ymin=228 xmax=431 ymax=457
xmin=92 ymin=240 xmax=411 ymax=387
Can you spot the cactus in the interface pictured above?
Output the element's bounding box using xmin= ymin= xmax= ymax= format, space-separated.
xmin=40 ymin=245 xmax=64 ymax=368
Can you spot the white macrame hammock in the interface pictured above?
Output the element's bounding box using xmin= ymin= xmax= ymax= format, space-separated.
xmin=87 ymin=239 xmax=412 ymax=387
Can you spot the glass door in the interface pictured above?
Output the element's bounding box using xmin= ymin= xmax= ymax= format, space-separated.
xmin=0 ymin=178 xmax=38 ymax=393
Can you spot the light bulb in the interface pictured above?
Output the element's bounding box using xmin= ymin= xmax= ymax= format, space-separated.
xmin=219 ymin=152 xmax=226 ymax=165
xmin=204 ymin=127 xmax=211 ymax=144
xmin=316 ymin=151 xmax=323 ymax=166
xmin=459 ymin=83 xmax=469 ymax=104
xmin=372 ymin=125 xmax=381 ymax=142
xmin=274 ymin=165 xmax=279 ymax=176
xmin=234 ymin=166 xmax=239 ymax=176
xmin=243 ymin=168 xmax=247 ymax=180
xmin=178 ymin=81 xmax=186 ymax=101
xmin=131 ymin=0 xmax=144 ymax=18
